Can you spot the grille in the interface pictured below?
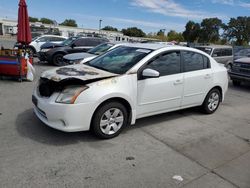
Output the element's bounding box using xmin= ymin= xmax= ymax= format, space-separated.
xmin=240 ymin=63 xmax=250 ymax=69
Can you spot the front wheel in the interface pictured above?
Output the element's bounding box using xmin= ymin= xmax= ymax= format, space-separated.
xmin=53 ymin=54 xmax=65 ymax=66
xmin=202 ymin=88 xmax=221 ymax=114
xmin=27 ymin=47 xmax=36 ymax=57
xmin=92 ymin=102 xmax=128 ymax=139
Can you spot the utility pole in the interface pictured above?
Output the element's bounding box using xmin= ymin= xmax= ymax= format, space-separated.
xmin=99 ymin=19 xmax=102 ymax=34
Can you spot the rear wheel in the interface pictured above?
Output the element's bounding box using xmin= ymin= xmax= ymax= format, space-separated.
xmin=53 ymin=53 xmax=65 ymax=66
xmin=232 ymin=80 xmax=241 ymax=86
xmin=202 ymin=88 xmax=221 ymax=114
xmin=92 ymin=102 xmax=128 ymax=139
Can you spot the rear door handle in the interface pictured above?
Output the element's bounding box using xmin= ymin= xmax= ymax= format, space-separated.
xmin=204 ymin=74 xmax=212 ymax=79
xmin=174 ymin=79 xmax=183 ymax=85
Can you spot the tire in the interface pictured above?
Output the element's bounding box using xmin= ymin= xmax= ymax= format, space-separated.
xmin=92 ymin=102 xmax=128 ymax=139
xmin=226 ymin=63 xmax=232 ymax=71
xmin=202 ymin=88 xmax=221 ymax=114
xmin=27 ymin=47 xmax=36 ymax=57
xmin=232 ymin=80 xmax=241 ymax=86
xmin=53 ymin=53 xmax=65 ymax=66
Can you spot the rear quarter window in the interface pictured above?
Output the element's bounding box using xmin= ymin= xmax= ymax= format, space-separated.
xmin=182 ymin=51 xmax=210 ymax=72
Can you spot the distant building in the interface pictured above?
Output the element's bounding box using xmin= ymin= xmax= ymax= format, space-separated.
xmin=0 ymin=18 xmax=157 ymax=43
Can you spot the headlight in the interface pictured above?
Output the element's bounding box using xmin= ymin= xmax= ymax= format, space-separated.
xmin=233 ymin=63 xmax=241 ymax=67
xmin=40 ymin=48 xmax=51 ymax=52
xmin=69 ymin=59 xmax=84 ymax=64
xmin=56 ymin=85 xmax=89 ymax=104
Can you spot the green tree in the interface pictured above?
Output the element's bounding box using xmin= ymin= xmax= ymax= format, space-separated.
xmin=29 ymin=16 xmax=39 ymax=22
xmin=60 ymin=19 xmax=78 ymax=27
xmin=199 ymin=18 xmax=223 ymax=43
xmin=121 ymin=27 xmax=146 ymax=37
xmin=183 ymin=21 xmax=200 ymax=42
xmin=102 ymin=26 xmax=118 ymax=32
xmin=157 ymin=29 xmax=165 ymax=36
xmin=167 ymin=30 xmax=184 ymax=42
xmin=223 ymin=16 xmax=250 ymax=45
xmin=40 ymin=17 xmax=54 ymax=24
xmin=147 ymin=32 xmax=167 ymax=41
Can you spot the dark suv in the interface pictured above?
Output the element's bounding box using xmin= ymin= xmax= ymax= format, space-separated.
xmin=229 ymin=57 xmax=250 ymax=86
xmin=38 ymin=37 xmax=109 ymax=66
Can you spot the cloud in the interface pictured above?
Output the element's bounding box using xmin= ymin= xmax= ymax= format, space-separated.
xmin=131 ymin=0 xmax=227 ymax=19
xmin=239 ymin=2 xmax=250 ymax=8
xmin=211 ymin=0 xmax=250 ymax=9
xmin=212 ymin=0 xmax=234 ymax=5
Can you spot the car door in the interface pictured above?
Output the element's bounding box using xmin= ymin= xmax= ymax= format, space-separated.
xmin=181 ymin=51 xmax=213 ymax=107
xmin=212 ymin=48 xmax=226 ymax=64
xmin=69 ymin=38 xmax=92 ymax=53
xmin=137 ymin=51 xmax=184 ymax=118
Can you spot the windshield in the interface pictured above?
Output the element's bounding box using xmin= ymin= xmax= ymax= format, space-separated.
xmin=195 ymin=47 xmax=212 ymax=55
xmin=61 ymin=37 xmax=78 ymax=46
xmin=88 ymin=43 xmax=114 ymax=55
xmin=32 ymin=36 xmax=39 ymax=41
xmin=86 ymin=46 xmax=152 ymax=74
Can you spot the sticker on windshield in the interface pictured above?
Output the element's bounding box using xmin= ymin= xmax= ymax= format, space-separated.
xmin=136 ymin=49 xmax=151 ymax=53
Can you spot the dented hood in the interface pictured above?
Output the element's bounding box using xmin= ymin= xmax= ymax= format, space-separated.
xmin=41 ymin=64 xmax=117 ymax=82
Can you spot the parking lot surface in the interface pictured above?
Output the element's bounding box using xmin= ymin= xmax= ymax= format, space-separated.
xmin=0 ymin=61 xmax=250 ymax=188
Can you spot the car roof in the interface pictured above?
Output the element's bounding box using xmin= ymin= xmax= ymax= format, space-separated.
xmin=39 ymin=35 xmax=66 ymax=38
xmin=196 ymin=45 xmax=232 ymax=49
xmin=118 ymin=43 xmax=174 ymax=50
xmin=118 ymin=43 xmax=205 ymax=54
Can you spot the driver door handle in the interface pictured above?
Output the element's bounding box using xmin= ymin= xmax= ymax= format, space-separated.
xmin=174 ymin=79 xmax=183 ymax=85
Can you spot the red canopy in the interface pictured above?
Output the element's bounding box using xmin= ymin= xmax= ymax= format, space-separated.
xmin=17 ymin=0 xmax=32 ymax=45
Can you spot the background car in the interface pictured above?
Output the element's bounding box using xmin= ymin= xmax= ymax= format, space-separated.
xmin=15 ymin=35 xmax=67 ymax=56
xmin=38 ymin=37 xmax=109 ymax=66
xmin=33 ymin=44 xmax=228 ymax=139
xmin=39 ymin=36 xmax=81 ymax=52
xmin=229 ymin=57 xmax=250 ymax=86
xmin=234 ymin=48 xmax=250 ymax=60
xmin=62 ymin=42 xmax=127 ymax=66
xmin=195 ymin=45 xmax=233 ymax=70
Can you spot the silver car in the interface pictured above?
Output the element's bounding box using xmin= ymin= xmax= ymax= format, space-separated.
xmin=195 ymin=45 xmax=233 ymax=70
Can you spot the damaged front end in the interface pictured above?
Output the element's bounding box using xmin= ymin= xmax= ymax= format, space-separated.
xmin=38 ymin=77 xmax=115 ymax=104
xmin=38 ymin=64 xmax=118 ymax=99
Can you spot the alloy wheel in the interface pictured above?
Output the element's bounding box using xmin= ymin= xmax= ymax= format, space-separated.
xmin=208 ymin=92 xmax=219 ymax=111
xmin=100 ymin=108 xmax=124 ymax=135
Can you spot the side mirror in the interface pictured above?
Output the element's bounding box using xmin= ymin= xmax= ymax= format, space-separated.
xmin=142 ymin=68 xmax=160 ymax=79
xmin=71 ymin=43 xmax=76 ymax=48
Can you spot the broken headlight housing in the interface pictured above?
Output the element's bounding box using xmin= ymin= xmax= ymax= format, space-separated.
xmin=68 ymin=59 xmax=84 ymax=65
xmin=56 ymin=85 xmax=89 ymax=104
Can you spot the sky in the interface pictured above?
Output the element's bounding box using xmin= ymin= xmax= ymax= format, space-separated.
xmin=0 ymin=0 xmax=250 ymax=33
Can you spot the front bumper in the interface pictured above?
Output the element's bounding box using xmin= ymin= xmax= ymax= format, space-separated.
xmin=32 ymin=90 xmax=96 ymax=132
xmin=37 ymin=51 xmax=49 ymax=61
xmin=229 ymin=71 xmax=250 ymax=82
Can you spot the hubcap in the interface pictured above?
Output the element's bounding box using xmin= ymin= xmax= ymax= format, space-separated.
xmin=100 ymin=108 xmax=124 ymax=135
xmin=208 ymin=92 xmax=219 ymax=111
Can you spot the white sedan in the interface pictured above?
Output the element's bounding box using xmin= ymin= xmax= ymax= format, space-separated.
xmin=32 ymin=43 xmax=228 ymax=139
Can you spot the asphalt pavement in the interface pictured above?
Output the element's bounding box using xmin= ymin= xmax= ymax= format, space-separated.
xmin=0 ymin=60 xmax=250 ymax=188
